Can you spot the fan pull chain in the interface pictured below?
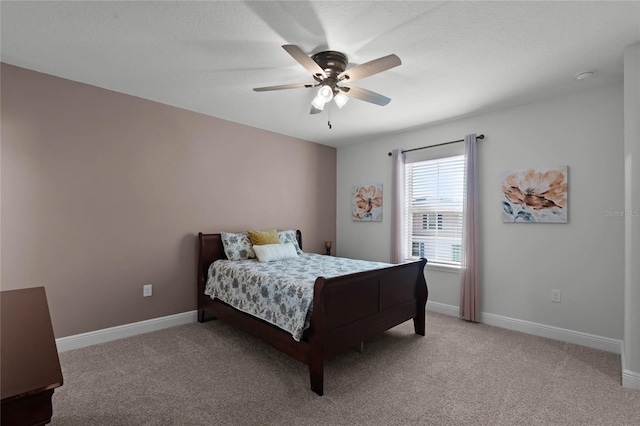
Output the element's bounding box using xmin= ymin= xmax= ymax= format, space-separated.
xmin=327 ymin=107 xmax=332 ymax=129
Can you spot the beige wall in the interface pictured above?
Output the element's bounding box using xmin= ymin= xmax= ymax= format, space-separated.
xmin=1 ymin=63 xmax=336 ymax=338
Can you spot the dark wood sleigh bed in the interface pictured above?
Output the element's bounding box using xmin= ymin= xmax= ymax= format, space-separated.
xmin=197 ymin=231 xmax=428 ymax=395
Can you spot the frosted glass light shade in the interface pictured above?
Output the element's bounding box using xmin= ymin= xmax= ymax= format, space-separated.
xmin=311 ymin=95 xmax=325 ymax=110
xmin=311 ymin=86 xmax=334 ymax=111
xmin=317 ymin=85 xmax=334 ymax=102
xmin=334 ymin=91 xmax=349 ymax=108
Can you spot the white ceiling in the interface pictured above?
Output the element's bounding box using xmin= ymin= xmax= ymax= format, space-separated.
xmin=2 ymin=1 xmax=639 ymax=147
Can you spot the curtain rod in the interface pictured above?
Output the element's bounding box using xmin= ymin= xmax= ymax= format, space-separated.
xmin=387 ymin=134 xmax=485 ymax=156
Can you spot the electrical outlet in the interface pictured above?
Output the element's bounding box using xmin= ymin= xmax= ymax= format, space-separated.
xmin=551 ymin=289 xmax=561 ymax=303
xmin=143 ymin=284 xmax=152 ymax=297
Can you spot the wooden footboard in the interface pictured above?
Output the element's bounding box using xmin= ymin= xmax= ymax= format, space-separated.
xmin=308 ymin=259 xmax=427 ymax=395
xmin=197 ymin=232 xmax=428 ymax=396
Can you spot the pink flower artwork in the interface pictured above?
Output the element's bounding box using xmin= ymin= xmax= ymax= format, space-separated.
xmin=352 ymin=183 xmax=383 ymax=222
xmin=501 ymin=166 xmax=568 ymax=223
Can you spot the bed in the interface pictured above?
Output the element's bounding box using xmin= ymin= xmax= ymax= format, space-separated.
xmin=197 ymin=230 xmax=428 ymax=395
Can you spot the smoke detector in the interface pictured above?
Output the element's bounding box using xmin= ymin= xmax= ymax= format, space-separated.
xmin=575 ymin=71 xmax=594 ymax=81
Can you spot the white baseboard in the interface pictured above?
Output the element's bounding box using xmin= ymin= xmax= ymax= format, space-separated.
xmin=622 ymin=369 xmax=640 ymax=390
xmin=57 ymin=304 xmax=625 ymax=358
xmin=621 ymin=342 xmax=640 ymax=390
xmin=55 ymin=310 xmax=198 ymax=352
xmin=427 ymin=300 xmax=460 ymax=317
xmin=426 ymin=301 xmax=623 ymax=354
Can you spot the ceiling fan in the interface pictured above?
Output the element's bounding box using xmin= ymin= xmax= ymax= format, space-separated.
xmin=253 ymin=45 xmax=401 ymax=114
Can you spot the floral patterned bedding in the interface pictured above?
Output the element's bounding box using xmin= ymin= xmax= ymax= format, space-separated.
xmin=205 ymin=253 xmax=391 ymax=341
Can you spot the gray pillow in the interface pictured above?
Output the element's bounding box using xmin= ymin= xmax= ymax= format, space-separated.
xmin=277 ymin=230 xmax=303 ymax=255
xmin=220 ymin=232 xmax=256 ymax=261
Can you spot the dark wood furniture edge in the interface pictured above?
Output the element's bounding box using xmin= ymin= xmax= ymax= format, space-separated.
xmin=1 ymin=287 xmax=63 ymax=426
xmin=197 ymin=231 xmax=427 ymax=396
xmin=1 ymin=389 xmax=55 ymax=426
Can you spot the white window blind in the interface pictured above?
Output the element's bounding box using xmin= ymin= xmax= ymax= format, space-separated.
xmin=405 ymin=155 xmax=464 ymax=265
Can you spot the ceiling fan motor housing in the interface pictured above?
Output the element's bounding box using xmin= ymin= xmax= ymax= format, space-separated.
xmin=311 ymin=51 xmax=349 ymax=87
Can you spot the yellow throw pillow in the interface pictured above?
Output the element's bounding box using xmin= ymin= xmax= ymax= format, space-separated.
xmin=247 ymin=229 xmax=280 ymax=246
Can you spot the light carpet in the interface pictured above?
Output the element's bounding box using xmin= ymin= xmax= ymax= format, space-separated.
xmin=52 ymin=312 xmax=640 ymax=425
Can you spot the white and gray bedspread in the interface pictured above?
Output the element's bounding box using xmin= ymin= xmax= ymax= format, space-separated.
xmin=205 ymin=253 xmax=391 ymax=341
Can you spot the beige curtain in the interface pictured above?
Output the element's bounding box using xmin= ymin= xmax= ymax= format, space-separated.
xmin=391 ymin=148 xmax=406 ymax=263
xmin=460 ymin=134 xmax=480 ymax=322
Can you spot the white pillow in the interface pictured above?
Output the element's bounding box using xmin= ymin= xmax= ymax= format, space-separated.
xmin=253 ymin=243 xmax=299 ymax=263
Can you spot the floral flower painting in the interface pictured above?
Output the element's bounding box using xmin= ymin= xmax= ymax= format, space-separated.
xmin=352 ymin=183 xmax=383 ymax=222
xmin=501 ymin=166 xmax=568 ymax=223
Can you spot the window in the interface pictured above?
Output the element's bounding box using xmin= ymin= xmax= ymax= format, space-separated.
xmin=405 ymin=155 xmax=464 ymax=265
xmin=422 ymin=213 xmax=443 ymax=230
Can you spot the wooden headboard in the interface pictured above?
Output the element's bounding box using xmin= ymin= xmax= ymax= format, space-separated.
xmin=196 ymin=230 xmax=302 ymax=319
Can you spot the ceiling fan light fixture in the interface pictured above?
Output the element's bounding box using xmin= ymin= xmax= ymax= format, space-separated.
xmin=317 ymin=85 xmax=334 ymax=102
xmin=311 ymin=85 xmax=334 ymax=110
xmin=311 ymin=95 xmax=326 ymax=110
xmin=334 ymin=91 xmax=349 ymax=108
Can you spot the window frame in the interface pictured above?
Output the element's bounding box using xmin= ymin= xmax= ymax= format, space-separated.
xmin=404 ymin=151 xmax=465 ymax=269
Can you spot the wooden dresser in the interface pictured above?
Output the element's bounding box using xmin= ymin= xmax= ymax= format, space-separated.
xmin=1 ymin=287 xmax=63 ymax=426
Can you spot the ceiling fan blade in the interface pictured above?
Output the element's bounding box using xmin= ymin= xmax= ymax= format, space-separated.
xmin=253 ymin=83 xmax=316 ymax=92
xmin=338 ymin=54 xmax=401 ymax=82
xmin=282 ymin=45 xmax=327 ymax=79
xmin=341 ymin=86 xmax=391 ymax=106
